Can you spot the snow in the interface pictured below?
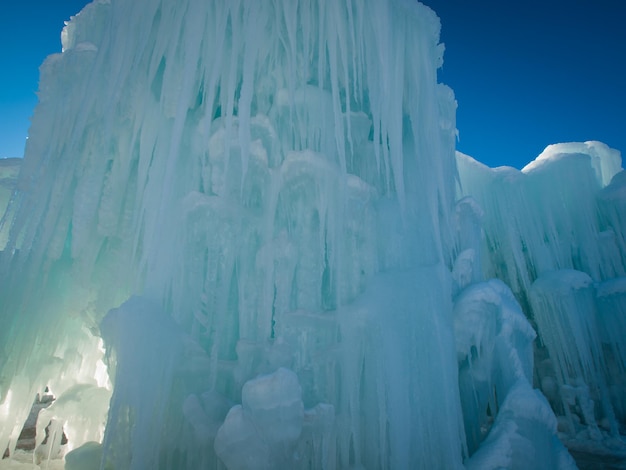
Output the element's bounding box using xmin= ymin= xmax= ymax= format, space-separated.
xmin=522 ymin=141 xmax=622 ymax=187
xmin=0 ymin=0 xmax=625 ymax=468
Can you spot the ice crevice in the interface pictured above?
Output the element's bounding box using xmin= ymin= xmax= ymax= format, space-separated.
xmin=0 ymin=0 xmax=625 ymax=469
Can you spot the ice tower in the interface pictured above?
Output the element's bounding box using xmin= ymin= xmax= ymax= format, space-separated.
xmin=0 ymin=0 xmax=624 ymax=469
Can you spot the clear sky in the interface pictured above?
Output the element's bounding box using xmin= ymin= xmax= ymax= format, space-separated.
xmin=0 ymin=0 xmax=624 ymax=170
xmin=423 ymin=0 xmax=626 ymax=168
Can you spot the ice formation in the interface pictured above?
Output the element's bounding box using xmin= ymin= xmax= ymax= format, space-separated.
xmin=456 ymin=143 xmax=626 ymax=455
xmin=0 ymin=159 xmax=21 ymax=250
xmin=0 ymin=0 xmax=624 ymax=469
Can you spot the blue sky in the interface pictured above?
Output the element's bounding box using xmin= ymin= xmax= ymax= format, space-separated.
xmin=0 ymin=1 xmax=624 ymax=169
xmin=424 ymin=0 xmax=626 ymax=168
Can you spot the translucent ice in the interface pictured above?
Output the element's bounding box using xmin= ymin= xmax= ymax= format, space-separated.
xmin=452 ymin=278 xmax=572 ymax=466
xmin=0 ymin=158 xmax=21 ymax=249
xmin=457 ymin=142 xmax=626 ymax=450
xmin=64 ymin=441 xmax=103 ymax=470
xmin=456 ymin=142 xmax=624 ymax=296
xmin=240 ymin=367 xmax=304 ymax=444
xmin=214 ymin=405 xmax=271 ymax=470
xmin=215 ymin=368 xmax=305 ymax=469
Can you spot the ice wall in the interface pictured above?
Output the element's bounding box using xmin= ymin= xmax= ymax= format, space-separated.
xmin=456 ymin=143 xmax=626 ymax=452
xmin=456 ymin=141 xmax=623 ymax=299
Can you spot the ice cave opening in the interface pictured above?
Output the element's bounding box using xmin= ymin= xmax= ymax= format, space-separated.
xmin=0 ymin=0 xmax=625 ymax=469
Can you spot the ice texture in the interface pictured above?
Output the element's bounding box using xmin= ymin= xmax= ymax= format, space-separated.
xmin=456 ymin=144 xmax=624 ymax=296
xmin=0 ymin=158 xmax=21 ymax=249
xmin=456 ymin=144 xmax=626 ymax=452
xmin=0 ymin=0 xmax=625 ymax=468
xmin=214 ymin=368 xmax=305 ymax=469
xmin=64 ymin=441 xmax=102 ymax=470
xmin=530 ymin=271 xmax=618 ymax=439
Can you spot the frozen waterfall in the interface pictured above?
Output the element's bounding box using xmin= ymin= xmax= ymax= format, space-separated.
xmin=0 ymin=0 xmax=624 ymax=469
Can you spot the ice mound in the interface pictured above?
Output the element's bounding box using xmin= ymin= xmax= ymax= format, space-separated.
xmin=452 ymin=278 xmax=576 ymax=468
xmin=466 ymin=381 xmax=577 ymax=470
xmin=214 ymin=368 xmax=306 ymax=469
xmin=523 ymin=141 xmax=621 ymax=186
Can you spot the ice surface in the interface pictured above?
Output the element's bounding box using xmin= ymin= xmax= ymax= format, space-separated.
xmin=595 ymin=278 xmax=626 ymax=423
xmin=457 ymin=142 xmax=626 ymax=454
xmin=530 ymin=271 xmax=618 ymax=439
xmin=1 ymin=0 xmax=625 ymax=468
xmin=240 ymin=367 xmax=304 ymax=444
xmin=598 ymin=170 xmax=626 ymax=273
xmin=34 ymin=384 xmax=110 ymax=456
xmin=337 ymin=267 xmax=467 ymax=469
xmin=457 ymin=145 xmax=625 ymax=295
xmin=214 ymin=405 xmax=271 ymax=470
xmin=451 ymin=278 xmax=570 ymax=465
xmin=522 ymin=141 xmax=622 ymax=187
xmin=63 ymin=441 xmax=102 ymax=470
xmin=0 ymin=158 xmax=21 ymax=250
xmin=215 ymin=368 xmax=305 ymax=469
xmin=465 ymin=381 xmax=577 ymax=470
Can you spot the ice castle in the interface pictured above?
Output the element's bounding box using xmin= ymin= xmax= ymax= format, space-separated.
xmin=0 ymin=0 xmax=624 ymax=468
